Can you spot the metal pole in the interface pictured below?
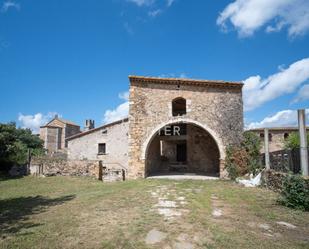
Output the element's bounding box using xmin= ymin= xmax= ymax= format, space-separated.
xmin=264 ymin=128 xmax=270 ymax=170
xmin=298 ymin=109 xmax=308 ymax=176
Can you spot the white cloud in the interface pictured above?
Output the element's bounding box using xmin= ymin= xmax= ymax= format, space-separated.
xmin=243 ymin=58 xmax=309 ymax=111
xmin=166 ymin=0 xmax=175 ymax=7
xmin=127 ymin=0 xmax=155 ymax=7
xmin=1 ymin=1 xmax=20 ymax=13
xmin=217 ymin=0 xmax=309 ymax=38
xmin=103 ymin=91 xmax=129 ymax=124
xmin=128 ymin=0 xmax=174 ymax=7
xmin=124 ymin=22 xmax=134 ymax=35
xmin=18 ymin=112 xmax=59 ymax=134
xmin=148 ymin=9 xmax=162 ymax=17
xmin=292 ymin=84 xmax=309 ymax=103
xmin=158 ymin=73 xmax=188 ymax=78
xmin=247 ymin=109 xmax=309 ymax=129
xmin=118 ymin=91 xmax=129 ymax=101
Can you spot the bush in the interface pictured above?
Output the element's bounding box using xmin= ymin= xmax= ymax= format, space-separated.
xmin=225 ymin=132 xmax=262 ymax=179
xmin=284 ymin=132 xmax=309 ymax=150
xmin=242 ymin=132 xmax=262 ymax=175
xmin=225 ymin=146 xmax=249 ymax=180
xmin=278 ymin=174 xmax=309 ymax=211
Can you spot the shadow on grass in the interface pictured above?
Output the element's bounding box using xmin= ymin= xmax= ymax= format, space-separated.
xmin=0 ymin=195 xmax=75 ymax=237
xmin=0 ymin=173 xmax=23 ymax=181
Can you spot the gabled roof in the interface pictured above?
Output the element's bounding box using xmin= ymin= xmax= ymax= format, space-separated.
xmin=66 ymin=118 xmax=128 ymax=141
xmin=44 ymin=116 xmax=80 ymax=127
xmin=129 ymin=75 xmax=243 ymax=89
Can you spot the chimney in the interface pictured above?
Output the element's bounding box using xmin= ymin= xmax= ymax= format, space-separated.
xmin=85 ymin=119 xmax=95 ymax=131
xmin=55 ymin=114 xmax=59 ymax=119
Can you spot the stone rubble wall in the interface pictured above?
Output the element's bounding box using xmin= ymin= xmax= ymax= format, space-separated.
xmin=261 ymin=169 xmax=309 ymax=192
xmin=30 ymin=157 xmax=125 ymax=182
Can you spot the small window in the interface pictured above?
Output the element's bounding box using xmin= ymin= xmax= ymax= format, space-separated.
xmin=268 ymin=133 xmax=272 ymax=142
xmin=172 ymin=97 xmax=186 ymax=116
xmin=98 ymin=143 xmax=106 ymax=155
xmin=102 ymin=129 xmax=107 ymax=134
xmin=259 ymin=133 xmax=264 ymax=139
xmin=284 ymin=133 xmax=289 ymax=140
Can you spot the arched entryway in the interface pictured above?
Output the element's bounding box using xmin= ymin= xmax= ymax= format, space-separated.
xmin=145 ymin=122 xmax=221 ymax=177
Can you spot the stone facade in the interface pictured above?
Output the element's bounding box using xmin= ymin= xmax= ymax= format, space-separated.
xmin=249 ymin=127 xmax=309 ymax=153
xmin=128 ymin=76 xmax=244 ymax=178
xmin=40 ymin=115 xmax=81 ymax=153
xmin=67 ymin=118 xmax=128 ymax=170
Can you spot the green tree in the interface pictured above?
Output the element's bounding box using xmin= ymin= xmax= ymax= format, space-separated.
xmin=284 ymin=132 xmax=309 ymax=150
xmin=0 ymin=123 xmax=44 ymax=171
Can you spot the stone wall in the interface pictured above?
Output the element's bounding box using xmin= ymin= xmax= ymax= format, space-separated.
xmin=262 ymin=169 xmax=309 ymax=192
xmin=40 ymin=127 xmax=62 ymax=153
xmin=30 ymin=157 xmax=125 ymax=181
xmin=39 ymin=118 xmax=81 ymax=153
xmin=31 ymin=157 xmax=98 ymax=177
xmin=67 ymin=120 xmax=129 ymax=170
xmin=250 ymin=129 xmax=309 ymax=153
xmin=187 ymin=125 xmax=220 ymax=175
xmin=128 ymin=77 xmax=244 ymax=178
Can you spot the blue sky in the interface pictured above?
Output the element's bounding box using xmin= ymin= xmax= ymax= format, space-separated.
xmin=0 ymin=0 xmax=308 ymax=132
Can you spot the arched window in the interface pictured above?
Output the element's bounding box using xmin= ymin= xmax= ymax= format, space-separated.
xmin=268 ymin=133 xmax=272 ymax=142
xmin=259 ymin=133 xmax=264 ymax=140
xmin=284 ymin=133 xmax=289 ymax=140
xmin=172 ymin=97 xmax=186 ymax=116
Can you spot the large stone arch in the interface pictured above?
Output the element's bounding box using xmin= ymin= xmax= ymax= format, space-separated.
xmin=141 ymin=118 xmax=225 ymax=162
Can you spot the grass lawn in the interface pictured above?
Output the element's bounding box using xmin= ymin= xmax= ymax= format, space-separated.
xmin=0 ymin=176 xmax=308 ymax=249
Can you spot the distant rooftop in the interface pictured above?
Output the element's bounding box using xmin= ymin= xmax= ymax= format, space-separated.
xmin=129 ymin=75 xmax=243 ymax=89
xmin=66 ymin=118 xmax=129 ymax=141
xmin=249 ymin=127 xmax=309 ymax=132
xmin=42 ymin=115 xmax=80 ymax=127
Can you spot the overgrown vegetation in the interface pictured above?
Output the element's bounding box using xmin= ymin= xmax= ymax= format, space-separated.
xmin=278 ymin=174 xmax=309 ymax=211
xmin=0 ymin=122 xmax=44 ymax=172
xmin=225 ymin=131 xmax=262 ymax=180
xmin=284 ymin=131 xmax=309 ymax=150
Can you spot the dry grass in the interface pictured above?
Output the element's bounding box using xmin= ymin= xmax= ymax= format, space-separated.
xmin=0 ymin=176 xmax=308 ymax=249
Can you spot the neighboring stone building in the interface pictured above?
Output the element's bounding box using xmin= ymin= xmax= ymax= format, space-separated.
xmin=128 ymin=76 xmax=244 ymax=178
xmin=249 ymin=127 xmax=309 ymax=153
xmin=39 ymin=115 xmax=81 ymax=153
xmin=66 ymin=118 xmax=128 ymax=170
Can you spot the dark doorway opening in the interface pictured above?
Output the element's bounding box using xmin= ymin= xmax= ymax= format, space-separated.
xmin=176 ymin=143 xmax=187 ymax=162
xmin=145 ymin=123 xmax=220 ymax=177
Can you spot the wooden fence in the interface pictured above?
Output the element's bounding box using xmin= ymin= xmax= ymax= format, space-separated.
xmin=261 ymin=149 xmax=308 ymax=174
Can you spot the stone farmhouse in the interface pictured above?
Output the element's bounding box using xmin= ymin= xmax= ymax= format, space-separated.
xmin=40 ymin=76 xmax=244 ymax=179
xmin=249 ymin=127 xmax=309 ymax=153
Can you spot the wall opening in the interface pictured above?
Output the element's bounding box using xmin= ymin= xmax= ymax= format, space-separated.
xmin=145 ymin=122 xmax=220 ymax=177
xmin=172 ymin=97 xmax=186 ymax=116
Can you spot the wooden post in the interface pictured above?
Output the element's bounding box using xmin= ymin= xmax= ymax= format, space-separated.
xmin=264 ymin=128 xmax=270 ymax=170
xmin=98 ymin=161 xmax=103 ymax=181
xmin=298 ymin=109 xmax=308 ymax=176
xmin=27 ymin=149 xmax=31 ymax=175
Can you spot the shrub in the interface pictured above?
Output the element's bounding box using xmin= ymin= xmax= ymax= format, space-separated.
xmin=225 ymin=131 xmax=262 ymax=179
xmin=278 ymin=174 xmax=309 ymax=211
xmin=242 ymin=131 xmax=262 ymax=175
xmin=225 ymin=146 xmax=249 ymax=180
xmin=284 ymin=132 xmax=309 ymax=150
